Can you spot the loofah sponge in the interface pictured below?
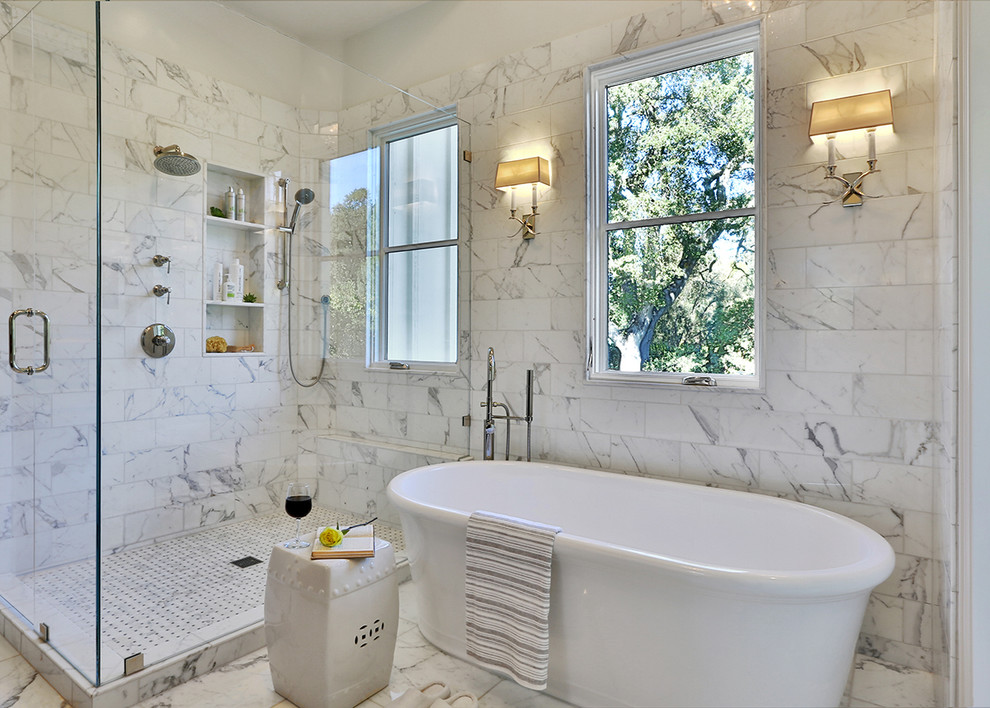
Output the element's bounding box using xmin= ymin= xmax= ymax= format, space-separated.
xmin=205 ymin=336 xmax=227 ymax=353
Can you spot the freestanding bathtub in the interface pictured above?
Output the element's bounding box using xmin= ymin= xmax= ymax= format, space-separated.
xmin=387 ymin=461 xmax=895 ymax=708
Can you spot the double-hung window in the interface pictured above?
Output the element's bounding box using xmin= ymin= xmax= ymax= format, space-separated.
xmin=371 ymin=110 xmax=459 ymax=368
xmin=586 ymin=23 xmax=762 ymax=389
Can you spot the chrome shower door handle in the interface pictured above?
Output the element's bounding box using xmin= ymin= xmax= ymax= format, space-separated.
xmin=8 ymin=308 xmax=51 ymax=375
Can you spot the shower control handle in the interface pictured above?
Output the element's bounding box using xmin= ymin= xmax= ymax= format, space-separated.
xmin=152 ymin=254 xmax=171 ymax=273
xmin=152 ymin=284 xmax=171 ymax=304
xmin=141 ymin=323 xmax=175 ymax=358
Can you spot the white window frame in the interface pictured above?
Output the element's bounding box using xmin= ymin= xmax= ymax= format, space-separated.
xmin=585 ymin=21 xmax=764 ymax=391
xmin=368 ymin=109 xmax=460 ymax=372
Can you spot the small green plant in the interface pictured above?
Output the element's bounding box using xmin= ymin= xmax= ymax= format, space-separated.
xmin=209 ymin=206 xmax=225 ymax=218
xmin=242 ymin=292 xmax=257 ymax=303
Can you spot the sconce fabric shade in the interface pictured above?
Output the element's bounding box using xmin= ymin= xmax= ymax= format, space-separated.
xmin=809 ymin=90 xmax=893 ymax=137
xmin=495 ymin=157 xmax=551 ymax=190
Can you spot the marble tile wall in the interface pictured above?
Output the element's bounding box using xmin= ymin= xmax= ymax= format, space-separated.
xmin=931 ymin=1 xmax=958 ymax=703
xmin=0 ymin=7 xmax=102 ymax=575
xmin=304 ymin=2 xmax=950 ymax=701
xmin=0 ymin=6 xmax=307 ymax=575
xmin=0 ymin=2 xmax=954 ymax=705
xmin=97 ymin=27 xmax=306 ymax=553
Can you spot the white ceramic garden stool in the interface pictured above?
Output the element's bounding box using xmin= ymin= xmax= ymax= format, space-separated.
xmin=265 ymin=533 xmax=399 ymax=708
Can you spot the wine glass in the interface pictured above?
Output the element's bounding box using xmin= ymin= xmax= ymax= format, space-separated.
xmin=283 ymin=482 xmax=312 ymax=549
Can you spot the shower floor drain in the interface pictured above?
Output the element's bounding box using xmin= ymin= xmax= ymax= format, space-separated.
xmin=231 ymin=556 xmax=263 ymax=568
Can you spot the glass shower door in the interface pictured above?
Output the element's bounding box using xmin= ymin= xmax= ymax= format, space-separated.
xmin=0 ymin=1 xmax=101 ymax=685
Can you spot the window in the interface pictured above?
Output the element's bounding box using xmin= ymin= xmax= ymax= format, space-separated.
xmin=586 ymin=23 xmax=762 ymax=389
xmin=370 ymin=110 xmax=459 ymax=367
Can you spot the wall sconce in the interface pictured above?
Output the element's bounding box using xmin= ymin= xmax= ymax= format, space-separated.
xmin=495 ymin=157 xmax=550 ymax=238
xmin=809 ymin=89 xmax=893 ymax=207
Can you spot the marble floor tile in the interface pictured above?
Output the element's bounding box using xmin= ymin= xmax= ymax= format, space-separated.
xmin=0 ymin=595 xmax=938 ymax=708
xmin=0 ymin=634 xmax=71 ymax=707
xmin=130 ymin=648 xmax=280 ymax=708
xmin=849 ymin=656 xmax=936 ymax=708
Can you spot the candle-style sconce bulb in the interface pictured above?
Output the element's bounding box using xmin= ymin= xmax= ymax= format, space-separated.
xmin=809 ymin=90 xmax=893 ymax=208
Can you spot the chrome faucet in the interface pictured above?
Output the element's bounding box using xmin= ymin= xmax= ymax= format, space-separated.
xmin=481 ymin=348 xmax=536 ymax=461
xmin=483 ymin=347 xmax=497 ymax=460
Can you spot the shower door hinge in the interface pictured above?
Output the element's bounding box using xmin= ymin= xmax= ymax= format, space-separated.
xmin=124 ymin=652 xmax=144 ymax=676
xmin=39 ymin=623 xmax=49 ymax=642
xmin=462 ymin=150 xmax=472 ymax=162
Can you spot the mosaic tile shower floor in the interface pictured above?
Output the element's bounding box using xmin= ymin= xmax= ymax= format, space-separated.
xmin=2 ymin=507 xmax=403 ymax=684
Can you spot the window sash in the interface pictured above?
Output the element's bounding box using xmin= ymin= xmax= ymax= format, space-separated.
xmin=370 ymin=111 xmax=459 ymax=368
xmin=586 ymin=22 xmax=763 ymax=390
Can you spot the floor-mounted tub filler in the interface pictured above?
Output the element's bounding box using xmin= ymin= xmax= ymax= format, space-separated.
xmin=387 ymin=461 xmax=895 ymax=708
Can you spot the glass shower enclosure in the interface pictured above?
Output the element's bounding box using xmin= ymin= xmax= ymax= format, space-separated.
xmin=1 ymin=0 xmax=472 ymax=695
xmin=0 ymin=0 xmax=102 ymax=684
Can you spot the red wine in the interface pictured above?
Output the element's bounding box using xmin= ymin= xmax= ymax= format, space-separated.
xmin=285 ymin=495 xmax=312 ymax=519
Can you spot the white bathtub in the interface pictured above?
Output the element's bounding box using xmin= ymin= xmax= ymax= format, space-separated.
xmin=387 ymin=461 xmax=894 ymax=708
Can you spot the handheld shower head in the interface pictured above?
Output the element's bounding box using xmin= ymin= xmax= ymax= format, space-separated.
xmin=287 ymin=188 xmax=316 ymax=232
xmin=153 ymin=144 xmax=201 ymax=176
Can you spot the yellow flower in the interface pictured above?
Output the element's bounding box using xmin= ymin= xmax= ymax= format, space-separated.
xmin=319 ymin=527 xmax=343 ymax=547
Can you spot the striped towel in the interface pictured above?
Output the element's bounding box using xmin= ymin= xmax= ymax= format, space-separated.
xmin=465 ymin=511 xmax=561 ymax=691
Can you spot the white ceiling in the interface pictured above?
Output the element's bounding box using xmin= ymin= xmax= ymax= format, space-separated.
xmin=220 ymin=0 xmax=430 ymax=50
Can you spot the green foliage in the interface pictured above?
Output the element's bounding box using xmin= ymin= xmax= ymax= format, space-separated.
xmin=325 ymin=187 xmax=371 ymax=358
xmin=604 ymin=51 xmax=756 ymax=375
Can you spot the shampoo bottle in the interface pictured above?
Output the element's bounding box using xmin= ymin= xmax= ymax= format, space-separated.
xmin=233 ymin=258 xmax=244 ymax=300
xmin=225 ymin=186 xmax=235 ymax=219
xmin=236 ymin=188 xmax=246 ymax=221
xmin=213 ymin=262 xmax=224 ymax=301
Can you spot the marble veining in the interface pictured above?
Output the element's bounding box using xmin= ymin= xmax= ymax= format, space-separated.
xmin=0 ymin=1 xmax=954 ymax=704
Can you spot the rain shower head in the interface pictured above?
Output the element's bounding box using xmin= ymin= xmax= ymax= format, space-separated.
xmin=287 ymin=188 xmax=316 ymax=232
xmin=153 ymin=144 xmax=201 ymax=177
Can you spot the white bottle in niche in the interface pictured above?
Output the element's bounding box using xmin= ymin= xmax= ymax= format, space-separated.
xmin=213 ymin=262 xmax=224 ymax=301
xmin=224 ymin=274 xmax=236 ymax=300
xmin=225 ymin=186 xmax=236 ymax=219
xmin=233 ymin=258 xmax=244 ymax=300
xmin=236 ymin=188 xmax=246 ymax=222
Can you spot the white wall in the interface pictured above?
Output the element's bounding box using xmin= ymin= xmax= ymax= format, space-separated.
xmin=339 ymin=0 xmax=663 ymax=105
xmin=42 ymin=1 xmax=349 ymax=110
xmin=305 ymin=8 xmax=948 ymax=708
xmin=963 ymin=2 xmax=989 ymax=704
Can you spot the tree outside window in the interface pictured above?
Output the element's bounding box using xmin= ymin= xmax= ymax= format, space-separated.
xmin=588 ymin=24 xmax=761 ymax=388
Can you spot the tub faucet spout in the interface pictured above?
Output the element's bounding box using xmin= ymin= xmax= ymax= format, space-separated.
xmin=484 ymin=347 xmax=496 ymax=460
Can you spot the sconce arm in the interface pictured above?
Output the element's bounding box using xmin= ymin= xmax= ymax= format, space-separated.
xmin=509 ymin=207 xmax=538 ymax=239
xmin=824 ymin=161 xmax=881 ymax=206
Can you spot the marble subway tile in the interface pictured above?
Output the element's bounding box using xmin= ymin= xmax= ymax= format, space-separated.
xmin=766 ymin=3 xmax=806 ymax=51
xmin=764 ymin=371 xmax=854 ymax=415
xmin=550 ymin=23 xmax=611 ymax=72
xmin=768 ymin=15 xmax=934 ymax=90
xmin=852 ymin=460 xmax=933 ymax=513
xmin=610 ymin=6 xmax=681 ymax=55
xmin=767 ymin=287 xmax=854 ymax=330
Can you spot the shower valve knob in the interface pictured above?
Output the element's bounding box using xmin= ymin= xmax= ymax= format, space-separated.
xmin=152 ymin=254 xmax=171 ymax=273
xmin=152 ymin=284 xmax=171 ymax=304
xmin=141 ymin=323 xmax=175 ymax=358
